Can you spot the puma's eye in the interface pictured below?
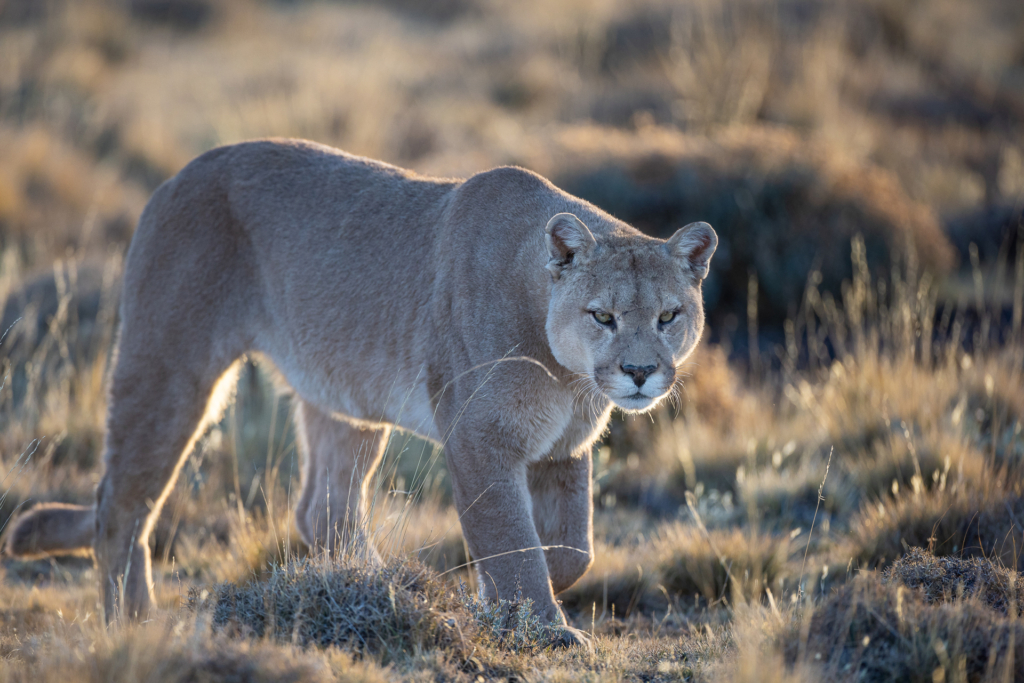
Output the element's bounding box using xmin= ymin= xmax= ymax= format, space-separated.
xmin=592 ymin=311 xmax=613 ymax=325
xmin=659 ymin=311 xmax=676 ymax=324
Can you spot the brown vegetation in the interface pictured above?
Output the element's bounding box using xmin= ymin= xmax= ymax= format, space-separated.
xmin=789 ymin=553 xmax=1024 ymax=682
xmin=1 ymin=0 xmax=1023 ymax=680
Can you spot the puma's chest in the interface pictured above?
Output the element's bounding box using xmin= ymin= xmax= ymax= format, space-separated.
xmin=516 ymin=389 xmax=612 ymax=464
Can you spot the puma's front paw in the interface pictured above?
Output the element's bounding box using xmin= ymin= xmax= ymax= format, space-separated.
xmin=544 ymin=624 xmax=594 ymax=653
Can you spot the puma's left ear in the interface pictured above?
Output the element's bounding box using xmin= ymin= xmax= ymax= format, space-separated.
xmin=545 ymin=213 xmax=596 ymax=280
xmin=665 ymin=222 xmax=717 ymax=279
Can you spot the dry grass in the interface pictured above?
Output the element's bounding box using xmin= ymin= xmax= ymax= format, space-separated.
xmin=192 ymin=555 xmax=478 ymax=660
xmin=549 ymin=124 xmax=956 ymax=330
xmin=785 ymin=568 xmax=1024 ymax=682
xmin=559 ymin=538 xmax=663 ymax=618
xmin=0 ymin=0 xmax=1023 ymax=680
xmin=851 ymin=477 xmax=1024 ymax=570
xmin=659 ymin=526 xmax=790 ymax=608
xmin=0 ymin=612 xmax=389 ymax=683
xmin=885 ymin=548 xmax=1024 ymax=616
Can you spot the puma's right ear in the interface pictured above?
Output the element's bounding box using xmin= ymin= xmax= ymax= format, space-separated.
xmin=545 ymin=213 xmax=596 ymax=280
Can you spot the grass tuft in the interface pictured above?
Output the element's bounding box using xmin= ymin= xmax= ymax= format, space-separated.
xmin=659 ymin=526 xmax=789 ymax=606
xmin=190 ymin=555 xmax=476 ymax=662
xmin=884 ymin=547 xmax=1024 ymax=616
xmin=789 ymin=567 xmax=1024 ymax=682
xmin=852 ymin=483 xmax=1024 ymax=570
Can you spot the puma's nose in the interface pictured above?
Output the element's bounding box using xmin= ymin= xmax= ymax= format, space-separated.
xmin=621 ymin=363 xmax=657 ymax=387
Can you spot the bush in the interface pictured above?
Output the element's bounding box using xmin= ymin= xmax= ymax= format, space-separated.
xmin=0 ymin=125 xmax=141 ymax=262
xmin=190 ymin=554 xmax=560 ymax=663
xmin=852 ymin=484 xmax=1024 ymax=570
xmin=884 ymin=548 xmax=1024 ymax=616
xmin=2 ymin=622 xmax=351 ymax=683
xmin=787 ymin=562 xmax=1024 ymax=682
xmin=129 ymin=0 xmax=217 ymax=32
xmin=191 ymin=557 xmax=475 ymax=661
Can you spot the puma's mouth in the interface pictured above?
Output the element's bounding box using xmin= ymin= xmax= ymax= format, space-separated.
xmin=610 ymin=391 xmax=658 ymax=413
xmin=592 ymin=375 xmax=671 ymax=413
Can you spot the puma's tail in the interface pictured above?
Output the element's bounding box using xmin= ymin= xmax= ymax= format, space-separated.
xmin=4 ymin=503 xmax=95 ymax=559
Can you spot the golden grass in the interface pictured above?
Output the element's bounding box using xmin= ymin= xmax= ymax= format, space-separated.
xmin=0 ymin=247 xmax=1018 ymax=678
xmin=0 ymin=0 xmax=1022 ymax=680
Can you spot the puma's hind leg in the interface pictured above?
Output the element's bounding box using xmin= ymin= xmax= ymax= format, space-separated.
xmin=293 ymin=399 xmax=391 ymax=561
xmin=92 ymin=161 xmax=259 ymax=622
xmin=95 ymin=351 xmax=242 ymax=622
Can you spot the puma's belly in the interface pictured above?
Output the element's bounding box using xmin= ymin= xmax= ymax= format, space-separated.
xmin=273 ymin=353 xmax=441 ymax=443
xmin=380 ymin=380 xmax=442 ymax=442
xmin=334 ymin=383 xmax=441 ymax=443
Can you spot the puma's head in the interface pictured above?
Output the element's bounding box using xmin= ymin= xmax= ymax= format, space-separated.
xmin=544 ymin=212 xmax=717 ymax=414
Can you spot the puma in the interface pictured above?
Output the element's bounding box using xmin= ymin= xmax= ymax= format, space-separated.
xmin=5 ymin=139 xmax=716 ymax=647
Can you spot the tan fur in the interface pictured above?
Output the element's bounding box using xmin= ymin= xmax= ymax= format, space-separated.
xmin=4 ymin=140 xmax=716 ymax=643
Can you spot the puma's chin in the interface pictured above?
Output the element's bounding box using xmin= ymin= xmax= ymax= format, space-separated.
xmin=609 ymin=391 xmax=662 ymax=414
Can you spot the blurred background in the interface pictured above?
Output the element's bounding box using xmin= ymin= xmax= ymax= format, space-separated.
xmin=0 ymin=1 xmax=1024 ymax=679
xmin=3 ymin=0 xmax=1023 ymax=293
xmin=2 ymin=0 xmax=1023 ymax=332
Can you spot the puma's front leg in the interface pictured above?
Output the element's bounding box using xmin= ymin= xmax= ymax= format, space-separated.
xmin=528 ymin=455 xmax=594 ymax=595
xmin=447 ymin=455 xmax=562 ymax=623
xmin=446 ymin=440 xmax=595 ymax=651
xmin=434 ymin=371 xmax=594 ymax=650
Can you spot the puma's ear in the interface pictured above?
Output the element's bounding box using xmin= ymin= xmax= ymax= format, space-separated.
xmin=545 ymin=213 xmax=596 ymax=280
xmin=665 ymin=222 xmax=717 ymax=279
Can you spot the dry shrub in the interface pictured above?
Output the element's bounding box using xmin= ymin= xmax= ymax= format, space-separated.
xmin=0 ymin=262 xmax=121 ymax=541
xmin=662 ymin=1 xmax=775 ymax=131
xmin=780 ymin=339 xmax=1000 ymax=518
xmin=659 ymin=526 xmax=789 ymax=605
xmin=788 ymin=352 xmax=962 ymax=452
xmin=676 ymin=343 xmax=744 ymax=425
xmin=788 ymin=569 xmax=1024 ymax=682
xmin=852 ymin=482 xmax=1024 ymax=570
xmin=885 ymin=548 xmax=1024 ymax=616
xmin=191 ymin=556 xmax=477 ymax=661
xmin=843 ymin=442 xmax=975 ymax=509
xmin=558 ymin=523 xmax=792 ymax=618
xmin=0 ymin=256 xmax=121 ymax=527
xmin=0 ymin=258 xmax=120 ymax=384
xmin=547 ymin=124 xmax=954 ymax=329
xmin=372 ymin=498 xmax=467 ymax=574
xmin=946 ymin=202 xmax=1024 ymax=268
xmin=739 ymin=455 xmax=856 ymax=526
xmin=959 ymin=362 xmax=1024 ymax=464
xmin=592 ymin=0 xmax=852 ymax=137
